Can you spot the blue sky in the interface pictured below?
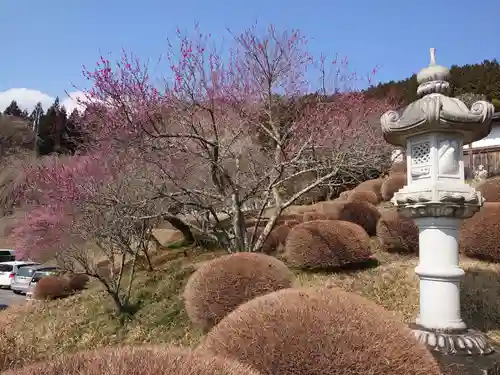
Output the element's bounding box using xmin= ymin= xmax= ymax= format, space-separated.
xmin=0 ymin=0 xmax=499 ymax=112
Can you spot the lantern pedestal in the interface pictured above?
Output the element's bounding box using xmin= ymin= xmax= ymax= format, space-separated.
xmin=380 ymin=48 xmax=498 ymax=373
xmin=414 ymin=217 xmax=465 ymax=332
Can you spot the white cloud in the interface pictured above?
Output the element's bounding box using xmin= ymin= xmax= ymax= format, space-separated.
xmin=0 ymin=88 xmax=88 ymax=116
xmin=60 ymin=91 xmax=88 ymax=114
xmin=0 ymin=88 xmax=54 ymax=113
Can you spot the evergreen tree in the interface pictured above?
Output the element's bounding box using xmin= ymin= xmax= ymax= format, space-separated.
xmin=38 ymin=97 xmax=64 ymax=155
xmin=29 ymin=102 xmax=44 ymax=123
xmin=366 ymin=59 xmax=500 ymax=111
xmin=63 ymin=108 xmax=85 ymax=154
xmin=37 ymin=98 xmax=85 ymax=155
xmin=3 ymin=100 xmax=24 ymax=117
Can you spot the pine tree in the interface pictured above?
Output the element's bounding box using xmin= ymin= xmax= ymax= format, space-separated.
xmin=3 ymin=100 xmax=24 ymax=117
xmin=63 ymin=108 xmax=85 ymax=154
xmin=37 ymin=97 xmax=64 ymax=155
xmin=29 ymin=102 xmax=44 ymax=123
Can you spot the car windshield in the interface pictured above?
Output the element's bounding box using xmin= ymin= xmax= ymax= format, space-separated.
xmin=31 ymin=273 xmax=47 ymax=283
xmin=31 ymin=269 xmax=59 ymax=281
xmin=16 ymin=267 xmax=36 ymax=277
xmin=0 ymin=264 xmax=13 ymax=272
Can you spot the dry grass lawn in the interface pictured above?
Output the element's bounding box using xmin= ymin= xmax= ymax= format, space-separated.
xmin=1 ymin=238 xmax=500 ymax=372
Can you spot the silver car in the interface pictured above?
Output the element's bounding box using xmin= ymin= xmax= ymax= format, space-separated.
xmin=11 ymin=265 xmax=57 ymax=294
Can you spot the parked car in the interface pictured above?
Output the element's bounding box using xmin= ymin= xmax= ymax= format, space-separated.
xmin=0 ymin=261 xmax=38 ymax=289
xmin=0 ymin=249 xmax=16 ymax=263
xmin=11 ymin=265 xmax=59 ymax=295
xmin=26 ymin=268 xmax=64 ymax=300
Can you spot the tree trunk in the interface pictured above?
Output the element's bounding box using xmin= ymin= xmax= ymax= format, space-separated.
xmin=142 ymin=247 xmax=154 ymax=271
xmin=231 ymin=192 xmax=246 ymax=251
xmin=165 ymin=216 xmax=194 ymax=244
xmin=125 ymin=252 xmax=139 ymax=307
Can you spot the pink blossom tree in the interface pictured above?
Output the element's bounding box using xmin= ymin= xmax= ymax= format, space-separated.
xmin=10 ymin=150 xmax=169 ymax=313
xmin=13 ymin=24 xmax=396 ymax=267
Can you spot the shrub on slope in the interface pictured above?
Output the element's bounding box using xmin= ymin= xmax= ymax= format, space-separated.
xmin=381 ymin=174 xmax=406 ymax=201
xmin=198 ymin=287 xmax=441 ymax=375
xmin=183 ymin=252 xmax=293 ymax=331
xmin=284 ymin=220 xmax=373 ymax=270
xmin=377 ymin=210 xmax=419 ymax=254
xmin=460 ymin=202 xmax=500 ymax=262
xmin=5 ymin=345 xmax=261 ymax=375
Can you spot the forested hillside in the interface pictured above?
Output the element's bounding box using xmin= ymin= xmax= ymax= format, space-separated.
xmin=366 ymin=59 xmax=500 ymax=111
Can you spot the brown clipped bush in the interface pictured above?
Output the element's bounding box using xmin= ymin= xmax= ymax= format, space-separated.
xmin=338 ymin=190 xmax=353 ymax=200
xmin=199 ymin=287 xmax=441 ymax=375
xmin=302 ymin=211 xmax=330 ymax=222
xmin=33 ymin=276 xmax=72 ymax=300
xmin=283 ymin=219 xmax=300 ymax=227
xmin=347 ymin=190 xmax=380 ymax=205
xmin=4 ymin=345 xmax=261 ymax=375
xmin=389 ymin=162 xmax=407 ymax=175
xmin=354 ymin=178 xmax=384 ymax=201
xmin=284 ymin=220 xmax=373 ymax=270
xmin=336 ymin=201 xmax=381 ymax=236
xmin=183 ymin=252 xmax=293 ymax=331
xmin=68 ymin=273 xmax=90 ymax=292
xmin=477 ymin=178 xmax=500 ymax=202
xmin=312 ymin=200 xmax=347 ymax=220
xmin=377 ymin=210 xmax=419 ymax=254
xmin=381 ymin=173 xmax=407 ymax=201
xmin=460 ymin=203 xmax=500 ymax=262
xmin=276 ymin=214 xmax=303 ymax=226
xmin=260 ymin=224 xmax=292 ymax=254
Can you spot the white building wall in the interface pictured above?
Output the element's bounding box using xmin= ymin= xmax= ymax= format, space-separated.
xmin=463 ymin=124 xmax=500 ymax=149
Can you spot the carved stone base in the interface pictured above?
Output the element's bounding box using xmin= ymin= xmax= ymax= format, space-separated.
xmin=411 ymin=325 xmax=494 ymax=355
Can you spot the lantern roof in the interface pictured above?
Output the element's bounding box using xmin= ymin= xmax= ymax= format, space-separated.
xmin=381 ymin=48 xmax=495 ymax=148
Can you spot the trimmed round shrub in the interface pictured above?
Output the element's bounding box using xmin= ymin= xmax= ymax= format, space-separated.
xmin=284 ymin=220 xmax=373 ymax=270
xmin=199 ymin=287 xmax=441 ymax=375
xmin=276 ymin=214 xmax=303 ymax=226
xmin=338 ymin=190 xmax=353 ymax=200
xmin=183 ymin=252 xmax=293 ymax=331
xmin=460 ymin=203 xmax=500 ymax=262
xmin=377 ymin=210 xmax=419 ymax=254
xmin=4 ymin=345 xmax=261 ymax=375
xmin=381 ymin=173 xmax=407 ymax=201
xmin=67 ymin=273 xmax=90 ymax=292
xmin=302 ymin=211 xmax=330 ymax=222
xmin=34 ymin=276 xmax=72 ymax=300
xmin=284 ymin=205 xmax=314 ymax=215
xmin=312 ymin=200 xmax=347 ymax=220
xmin=477 ymin=178 xmax=500 ymax=202
xmin=283 ymin=219 xmax=300 ymax=227
xmin=336 ymin=201 xmax=381 ymax=236
xmin=355 ymin=178 xmax=384 ymax=201
xmin=389 ymin=162 xmax=406 ymax=175
xmin=260 ymin=224 xmax=292 ymax=254
xmin=348 ymin=190 xmax=379 ymax=205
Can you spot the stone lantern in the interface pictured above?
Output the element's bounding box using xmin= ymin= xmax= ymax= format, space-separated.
xmin=381 ymin=49 xmax=497 ymax=359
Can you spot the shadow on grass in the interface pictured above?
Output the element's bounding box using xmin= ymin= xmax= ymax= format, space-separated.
xmin=292 ymin=257 xmax=380 ymax=275
xmin=462 ymin=266 xmax=500 ymax=333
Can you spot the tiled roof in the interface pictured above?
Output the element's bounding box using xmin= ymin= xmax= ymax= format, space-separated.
xmin=493 ymin=112 xmax=500 ymax=123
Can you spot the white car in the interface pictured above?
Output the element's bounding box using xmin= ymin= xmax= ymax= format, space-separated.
xmin=0 ymin=261 xmax=38 ymax=289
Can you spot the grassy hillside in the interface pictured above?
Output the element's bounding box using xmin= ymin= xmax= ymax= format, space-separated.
xmin=1 ymin=236 xmax=500 ymax=372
